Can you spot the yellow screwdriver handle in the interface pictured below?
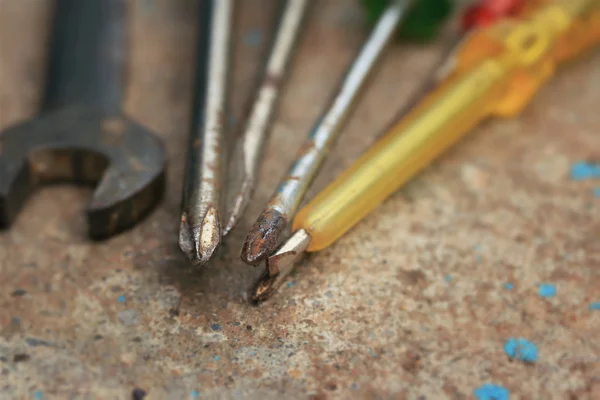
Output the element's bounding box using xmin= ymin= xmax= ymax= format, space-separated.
xmin=294 ymin=0 xmax=600 ymax=252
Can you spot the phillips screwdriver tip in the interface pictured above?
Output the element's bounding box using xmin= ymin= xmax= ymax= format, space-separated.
xmin=179 ymin=206 xmax=222 ymax=266
xmin=240 ymin=209 xmax=287 ymax=265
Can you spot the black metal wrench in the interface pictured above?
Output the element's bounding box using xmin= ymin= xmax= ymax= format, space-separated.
xmin=0 ymin=0 xmax=166 ymax=239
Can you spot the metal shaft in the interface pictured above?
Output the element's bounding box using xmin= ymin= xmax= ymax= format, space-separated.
xmin=240 ymin=0 xmax=412 ymax=265
xmin=223 ymin=0 xmax=310 ymax=237
xmin=179 ymin=0 xmax=234 ymax=266
xmin=42 ymin=0 xmax=126 ymax=113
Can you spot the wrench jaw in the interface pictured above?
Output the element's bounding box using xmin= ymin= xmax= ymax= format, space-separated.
xmin=86 ymin=162 xmax=166 ymax=240
xmin=0 ymin=160 xmax=33 ymax=230
xmin=0 ymin=105 xmax=167 ymax=239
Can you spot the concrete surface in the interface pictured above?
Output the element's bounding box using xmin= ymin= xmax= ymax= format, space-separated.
xmin=1 ymin=0 xmax=599 ymax=399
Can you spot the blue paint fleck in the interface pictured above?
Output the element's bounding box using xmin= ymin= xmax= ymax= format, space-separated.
xmin=445 ymin=274 xmax=452 ymax=282
xmin=287 ymin=281 xmax=295 ymax=287
xmin=504 ymin=337 xmax=538 ymax=363
xmin=117 ymin=295 xmax=126 ymax=303
xmin=350 ymin=383 xmax=359 ymax=390
xmin=191 ymin=389 xmax=200 ymax=398
xmin=473 ymin=384 xmax=509 ymax=400
xmin=589 ymin=302 xmax=600 ymax=310
xmin=570 ymin=161 xmax=600 ymax=180
xmin=243 ymin=29 xmax=263 ymax=47
xmin=593 ymin=188 xmax=600 ymax=197
xmin=210 ymin=323 xmax=222 ymax=331
xmin=213 ymin=355 xmax=220 ymax=361
xmin=475 ymin=254 xmax=483 ymax=263
xmin=538 ymin=283 xmax=556 ymax=298
xmin=34 ymin=391 xmax=44 ymax=400
xmin=504 ymin=283 xmax=513 ymax=290
xmin=249 ymin=351 xmax=256 ymax=356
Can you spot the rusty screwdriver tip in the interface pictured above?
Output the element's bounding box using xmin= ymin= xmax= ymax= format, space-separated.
xmin=240 ymin=209 xmax=288 ymax=265
xmin=252 ymin=228 xmax=311 ymax=301
xmin=179 ymin=206 xmax=222 ymax=266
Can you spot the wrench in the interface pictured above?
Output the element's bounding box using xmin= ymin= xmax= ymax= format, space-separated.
xmin=0 ymin=0 xmax=166 ymax=239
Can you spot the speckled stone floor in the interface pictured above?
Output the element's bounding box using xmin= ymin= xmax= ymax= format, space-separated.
xmin=1 ymin=1 xmax=599 ymax=399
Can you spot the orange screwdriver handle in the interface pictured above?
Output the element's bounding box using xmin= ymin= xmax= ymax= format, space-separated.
xmin=451 ymin=1 xmax=600 ymax=118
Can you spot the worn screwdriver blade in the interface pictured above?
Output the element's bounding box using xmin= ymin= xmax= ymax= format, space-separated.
xmin=179 ymin=206 xmax=222 ymax=266
xmin=240 ymin=0 xmax=412 ymax=265
xmin=252 ymin=229 xmax=311 ymax=301
xmin=179 ymin=0 xmax=233 ymax=266
xmin=223 ymin=0 xmax=310 ymax=237
xmin=240 ymin=208 xmax=288 ymax=265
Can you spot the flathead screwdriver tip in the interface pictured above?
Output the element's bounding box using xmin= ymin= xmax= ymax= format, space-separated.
xmin=240 ymin=209 xmax=287 ymax=265
xmin=179 ymin=206 xmax=222 ymax=266
xmin=252 ymin=228 xmax=311 ymax=301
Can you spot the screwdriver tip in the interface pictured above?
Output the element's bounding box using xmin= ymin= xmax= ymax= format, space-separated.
xmin=222 ymin=177 xmax=253 ymax=237
xmin=252 ymin=270 xmax=278 ymax=302
xmin=179 ymin=206 xmax=222 ymax=266
xmin=240 ymin=209 xmax=287 ymax=266
xmin=252 ymin=229 xmax=311 ymax=301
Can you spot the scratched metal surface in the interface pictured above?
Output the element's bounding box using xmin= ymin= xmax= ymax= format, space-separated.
xmin=1 ymin=0 xmax=599 ymax=399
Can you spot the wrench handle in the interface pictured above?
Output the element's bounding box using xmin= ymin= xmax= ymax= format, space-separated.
xmin=42 ymin=0 xmax=126 ymax=112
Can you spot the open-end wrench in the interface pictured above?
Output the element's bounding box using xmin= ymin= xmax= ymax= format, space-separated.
xmin=0 ymin=0 xmax=166 ymax=239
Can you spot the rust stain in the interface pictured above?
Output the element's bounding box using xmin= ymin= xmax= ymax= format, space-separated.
xmin=101 ymin=117 xmax=126 ymax=147
xmin=206 ymin=162 xmax=218 ymax=172
xmin=252 ymin=272 xmax=277 ymax=301
xmin=267 ymin=194 xmax=284 ymax=208
xmin=296 ymin=140 xmax=316 ymax=158
xmin=129 ymin=156 xmax=145 ymax=172
xmin=102 ymin=117 xmax=126 ymax=135
xmin=241 ymin=208 xmax=288 ymax=265
xmin=264 ymin=72 xmax=281 ymax=89
xmin=202 ymin=177 xmax=220 ymax=191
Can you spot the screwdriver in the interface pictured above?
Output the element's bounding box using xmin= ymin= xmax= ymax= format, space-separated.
xmin=179 ymin=0 xmax=234 ymax=266
xmin=240 ymin=0 xmax=415 ymax=266
xmin=223 ymin=0 xmax=310 ymax=237
xmin=253 ymin=0 xmax=600 ymax=300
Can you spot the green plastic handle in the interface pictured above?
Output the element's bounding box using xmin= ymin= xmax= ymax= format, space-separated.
xmin=360 ymin=0 xmax=454 ymax=41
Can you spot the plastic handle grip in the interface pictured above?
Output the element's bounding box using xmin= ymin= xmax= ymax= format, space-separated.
xmin=294 ymin=61 xmax=509 ymax=251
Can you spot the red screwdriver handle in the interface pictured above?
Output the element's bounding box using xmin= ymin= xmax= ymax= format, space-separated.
xmin=460 ymin=0 xmax=526 ymax=32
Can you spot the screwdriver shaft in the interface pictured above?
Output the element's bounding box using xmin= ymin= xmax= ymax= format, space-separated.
xmin=223 ymin=0 xmax=310 ymax=237
xmin=241 ymin=0 xmax=413 ymax=265
xmin=180 ymin=0 xmax=234 ymax=266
